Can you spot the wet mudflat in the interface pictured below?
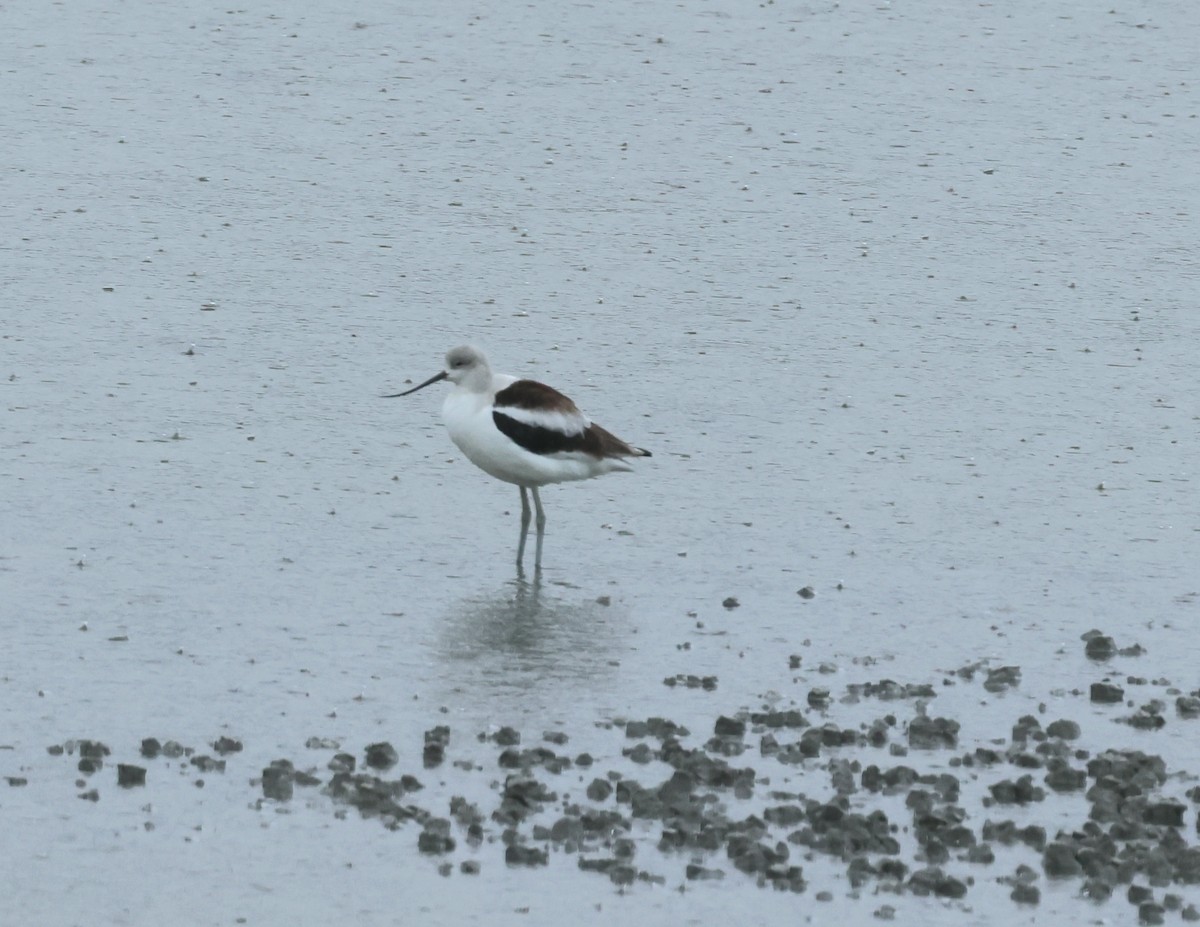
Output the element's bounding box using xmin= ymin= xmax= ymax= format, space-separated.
xmin=21 ymin=627 xmax=1200 ymax=927
xmin=3 ymin=0 xmax=1198 ymax=925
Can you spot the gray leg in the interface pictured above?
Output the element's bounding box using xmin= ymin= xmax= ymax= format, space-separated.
xmin=516 ymin=486 xmax=532 ymax=567
xmin=531 ymin=486 xmax=546 ymax=571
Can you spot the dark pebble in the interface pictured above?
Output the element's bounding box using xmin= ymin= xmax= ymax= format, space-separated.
xmin=1044 ymin=763 xmax=1087 ymax=792
xmin=505 ymin=844 xmax=548 ymax=867
xmin=1011 ymin=715 xmax=1042 ymax=742
xmin=722 ymin=597 xmax=739 ymax=609
xmin=423 ymin=743 xmax=445 ymax=768
xmin=1011 ymin=883 xmax=1040 ymax=904
xmin=190 ymin=755 xmax=225 ymax=774
xmin=1085 ymin=635 xmax=1117 ymax=660
xmin=1083 ymin=878 xmax=1114 ymax=901
xmin=1043 ymin=842 xmax=1082 ymax=877
xmin=212 ymin=737 xmax=242 ymax=755
xmin=460 ymin=861 xmax=480 ymax=875
xmin=609 ymin=864 xmax=637 ymax=886
xmin=907 ymin=716 xmax=959 ymax=749
xmin=988 ymin=775 xmax=1045 ymax=805
xmin=364 ymin=742 xmax=398 ymax=770
xmin=984 ymin=666 xmax=1021 ymax=692
xmin=714 ymin=716 xmax=746 ymax=738
xmin=1045 ymin=719 xmax=1081 ymax=739
xmin=140 ymin=738 xmax=161 ymax=759
xmin=587 ymin=778 xmax=613 ymax=802
xmin=417 ymin=820 xmax=455 ymax=855
xmin=1143 ymin=801 xmax=1185 ymax=827
xmin=117 ymin=764 xmax=146 ymax=788
xmin=1139 ymin=903 xmax=1165 ymax=926
xmin=493 ymin=727 xmax=521 ymax=746
xmin=1090 ymin=682 xmax=1124 ymax=704
xmin=907 ymin=867 xmax=966 ymax=898
xmin=261 ymin=765 xmax=293 ymax=801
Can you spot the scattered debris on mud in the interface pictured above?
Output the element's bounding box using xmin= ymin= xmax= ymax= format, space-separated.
xmin=27 ymin=629 xmax=1200 ymax=920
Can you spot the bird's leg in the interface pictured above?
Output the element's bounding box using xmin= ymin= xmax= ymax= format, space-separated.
xmin=516 ymin=486 xmax=532 ymax=568
xmin=531 ymin=486 xmax=546 ymax=572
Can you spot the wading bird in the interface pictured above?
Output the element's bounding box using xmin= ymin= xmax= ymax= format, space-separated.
xmin=387 ymin=346 xmax=651 ymax=571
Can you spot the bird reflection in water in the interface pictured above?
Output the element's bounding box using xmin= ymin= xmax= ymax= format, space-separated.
xmin=437 ymin=574 xmax=619 ymax=696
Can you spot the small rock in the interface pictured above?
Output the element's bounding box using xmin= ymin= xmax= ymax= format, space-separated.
xmin=908 ymin=716 xmax=959 ymax=749
xmin=714 ymin=716 xmax=746 ymax=738
xmin=505 ymin=844 xmax=548 ymax=867
xmin=364 ymin=742 xmax=398 ymax=770
xmin=117 ymin=764 xmax=146 ymax=788
xmin=1043 ymin=842 xmax=1082 ymax=877
xmin=1090 ymin=682 xmax=1124 ymax=704
xmin=261 ymin=765 xmax=293 ymax=801
xmin=984 ymin=666 xmax=1021 ymax=692
xmin=1085 ymin=635 xmax=1117 ymax=660
xmin=586 ymin=778 xmax=613 ymax=802
xmin=1045 ymin=719 xmax=1081 ymax=740
xmin=1142 ymin=802 xmax=1185 ymax=827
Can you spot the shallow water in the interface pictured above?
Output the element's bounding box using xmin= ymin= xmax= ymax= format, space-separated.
xmin=3 ymin=0 xmax=1198 ymax=924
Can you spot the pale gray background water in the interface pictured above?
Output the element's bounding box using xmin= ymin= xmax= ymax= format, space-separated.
xmin=3 ymin=1 xmax=1197 ymax=925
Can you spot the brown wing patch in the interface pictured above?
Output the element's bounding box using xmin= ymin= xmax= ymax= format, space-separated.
xmin=493 ymin=379 xmax=650 ymax=460
xmin=494 ymin=379 xmax=580 ymax=414
xmin=492 ymin=414 xmax=651 ymax=460
xmin=584 ymin=423 xmax=649 ymax=459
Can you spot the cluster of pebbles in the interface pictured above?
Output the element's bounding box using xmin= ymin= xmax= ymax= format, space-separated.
xmin=25 ymin=630 xmax=1200 ymax=922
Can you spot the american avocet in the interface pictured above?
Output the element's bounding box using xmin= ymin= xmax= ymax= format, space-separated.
xmin=386 ymin=346 xmax=651 ymax=571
